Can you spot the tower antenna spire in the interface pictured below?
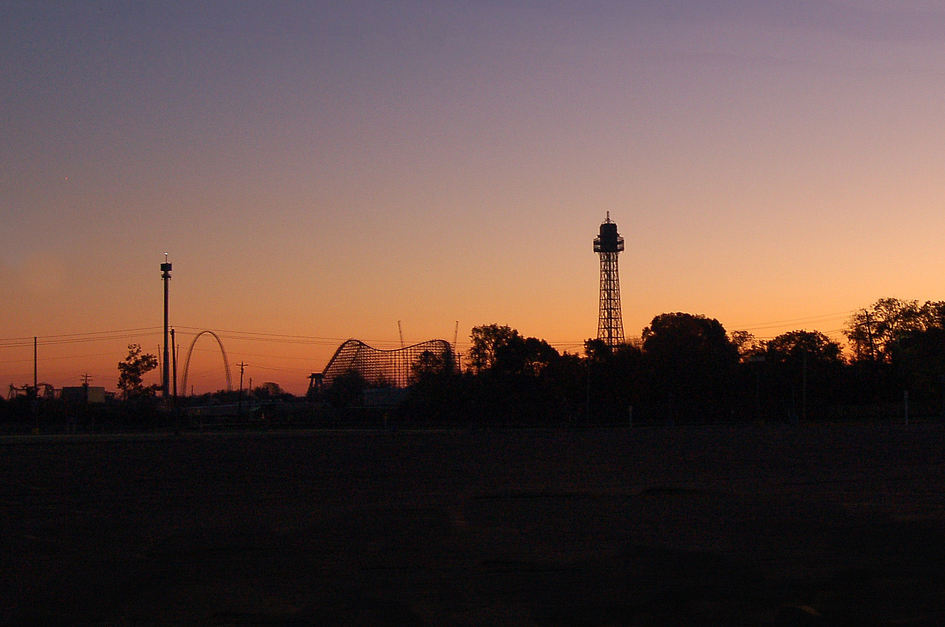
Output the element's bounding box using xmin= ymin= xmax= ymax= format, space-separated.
xmin=593 ymin=214 xmax=625 ymax=346
xmin=161 ymin=254 xmax=173 ymax=400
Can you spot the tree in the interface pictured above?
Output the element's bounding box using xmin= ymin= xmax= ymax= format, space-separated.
xmin=764 ymin=330 xmax=843 ymax=418
xmin=844 ymin=298 xmax=926 ymax=363
xmin=730 ymin=330 xmax=764 ymax=361
xmin=541 ymin=350 xmax=587 ymax=418
xmin=583 ymin=338 xmax=643 ymax=423
xmin=494 ymin=335 xmax=559 ymax=377
xmin=641 ymin=313 xmax=738 ymax=420
xmin=324 ymin=370 xmax=367 ymax=408
xmin=583 ymin=338 xmax=613 ymax=364
xmin=765 ymin=330 xmax=843 ymax=367
xmin=411 ymin=348 xmax=453 ymax=383
xmin=468 ymin=324 xmax=520 ymax=373
xmin=844 ymin=299 xmax=945 ymax=404
xmin=404 ymin=348 xmax=463 ymax=424
xmin=117 ymin=343 xmax=159 ymax=400
xmin=642 ymin=313 xmax=737 ymax=376
xmin=917 ymin=300 xmax=945 ymax=329
xmin=252 ymin=382 xmax=286 ymax=399
xmin=888 ymin=324 xmax=945 ymax=410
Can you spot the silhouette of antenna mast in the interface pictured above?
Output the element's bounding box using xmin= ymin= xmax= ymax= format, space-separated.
xmin=161 ymin=253 xmax=172 ymax=399
xmin=594 ymin=212 xmax=625 ymax=346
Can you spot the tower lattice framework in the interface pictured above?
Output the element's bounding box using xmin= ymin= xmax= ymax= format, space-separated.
xmin=594 ymin=213 xmax=625 ymax=346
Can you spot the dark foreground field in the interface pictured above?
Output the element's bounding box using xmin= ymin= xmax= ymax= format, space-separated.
xmin=3 ymin=424 xmax=945 ymax=625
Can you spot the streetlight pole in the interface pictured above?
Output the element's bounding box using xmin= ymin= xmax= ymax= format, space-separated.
xmin=170 ymin=328 xmax=178 ymax=400
xmin=161 ymin=254 xmax=172 ymax=400
xmin=237 ymin=361 xmax=247 ymax=416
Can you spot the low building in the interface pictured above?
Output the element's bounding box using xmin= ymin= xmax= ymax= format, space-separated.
xmin=61 ymin=386 xmax=106 ymax=404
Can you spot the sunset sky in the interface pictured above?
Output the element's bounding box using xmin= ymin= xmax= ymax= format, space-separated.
xmin=4 ymin=1 xmax=945 ymax=395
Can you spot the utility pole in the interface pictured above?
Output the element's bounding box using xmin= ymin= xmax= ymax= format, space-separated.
xmin=32 ymin=336 xmax=38 ymax=433
xmin=237 ymin=361 xmax=247 ymax=416
xmin=170 ymin=328 xmax=178 ymax=400
xmin=161 ymin=254 xmax=172 ymax=400
xmin=453 ymin=321 xmax=460 ymax=373
xmin=801 ymin=350 xmax=808 ymax=423
xmin=81 ymin=373 xmax=92 ymax=403
xmin=585 ymin=358 xmax=591 ymax=423
xmin=863 ymin=310 xmax=876 ymax=362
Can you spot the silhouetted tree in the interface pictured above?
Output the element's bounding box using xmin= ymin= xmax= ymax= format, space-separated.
xmin=584 ymin=338 xmax=613 ymax=364
xmin=252 ymin=382 xmax=287 ymax=400
xmin=889 ymin=325 xmax=945 ymax=413
xmin=845 ymin=298 xmax=926 ymax=363
xmin=541 ymin=350 xmax=587 ymax=421
xmin=468 ymin=324 xmax=520 ymax=373
xmin=324 ymin=370 xmax=367 ymax=408
xmin=764 ymin=330 xmax=843 ymax=419
xmin=642 ymin=313 xmax=738 ymax=421
xmin=584 ymin=339 xmax=643 ymax=423
xmin=411 ymin=348 xmax=453 ymax=383
xmin=730 ymin=330 xmax=764 ymax=361
xmin=117 ymin=344 xmax=159 ymax=400
xmin=844 ymin=299 xmax=945 ymax=405
xmin=402 ymin=349 xmax=464 ymax=424
xmin=766 ymin=330 xmax=842 ymax=365
xmin=451 ymin=324 xmax=581 ymax=424
xmin=494 ymin=335 xmax=559 ymax=377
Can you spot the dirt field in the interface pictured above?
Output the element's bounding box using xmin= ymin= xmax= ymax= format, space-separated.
xmin=3 ymin=424 xmax=945 ymax=625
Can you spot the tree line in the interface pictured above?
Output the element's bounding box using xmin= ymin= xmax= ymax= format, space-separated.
xmin=396 ymin=297 xmax=945 ymax=425
xmin=5 ymin=296 xmax=945 ymax=429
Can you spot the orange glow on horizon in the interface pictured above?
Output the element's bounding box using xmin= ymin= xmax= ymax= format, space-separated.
xmin=4 ymin=4 xmax=944 ymax=395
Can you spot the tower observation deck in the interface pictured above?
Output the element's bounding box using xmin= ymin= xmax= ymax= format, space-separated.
xmin=593 ymin=213 xmax=625 ymax=346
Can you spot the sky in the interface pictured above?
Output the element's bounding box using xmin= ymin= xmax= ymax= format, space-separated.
xmin=4 ymin=1 xmax=945 ymax=396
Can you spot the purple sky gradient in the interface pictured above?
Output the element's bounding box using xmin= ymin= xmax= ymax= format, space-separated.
xmin=4 ymin=1 xmax=945 ymax=393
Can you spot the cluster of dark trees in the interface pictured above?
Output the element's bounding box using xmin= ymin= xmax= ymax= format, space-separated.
xmin=6 ymin=297 xmax=945 ymax=430
xmin=396 ymin=298 xmax=945 ymax=425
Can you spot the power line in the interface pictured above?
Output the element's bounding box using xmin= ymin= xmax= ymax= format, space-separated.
xmin=173 ymin=326 xmax=349 ymax=343
xmin=0 ymin=311 xmax=861 ymax=360
xmin=728 ymin=311 xmax=853 ymax=331
xmin=0 ymin=350 xmax=121 ymax=364
xmin=234 ymin=363 xmax=307 ymax=373
xmin=0 ymin=328 xmax=163 ymax=348
xmin=0 ymin=326 xmax=163 ymax=342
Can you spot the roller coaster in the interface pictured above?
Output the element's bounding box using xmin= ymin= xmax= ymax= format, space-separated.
xmin=320 ymin=339 xmax=455 ymax=388
xmin=174 ymin=331 xmax=453 ymax=396
xmin=7 ymin=383 xmax=55 ymax=400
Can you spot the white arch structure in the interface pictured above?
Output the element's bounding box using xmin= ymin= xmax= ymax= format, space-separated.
xmin=181 ymin=330 xmax=233 ymax=395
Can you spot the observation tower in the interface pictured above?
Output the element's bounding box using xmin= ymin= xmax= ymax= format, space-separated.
xmin=593 ymin=213 xmax=625 ymax=346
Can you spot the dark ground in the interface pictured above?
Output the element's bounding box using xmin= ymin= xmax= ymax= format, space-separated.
xmin=2 ymin=424 xmax=945 ymax=625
